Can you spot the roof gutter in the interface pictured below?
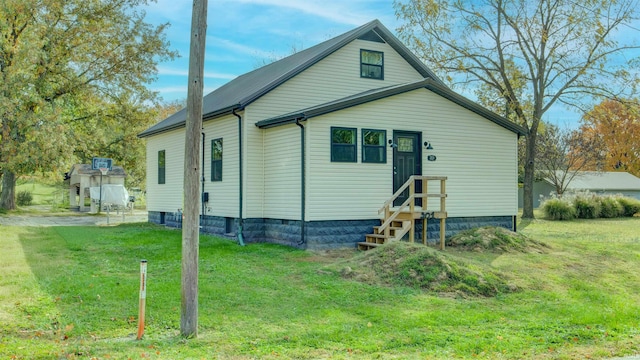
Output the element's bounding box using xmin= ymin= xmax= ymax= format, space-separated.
xmin=232 ymin=108 xmax=246 ymax=247
xmin=203 ymin=104 xmax=241 ymax=121
xmin=255 ymin=79 xmax=527 ymax=137
xmin=295 ymin=118 xmax=306 ymax=247
xmin=138 ymin=104 xmax=242 ymax=138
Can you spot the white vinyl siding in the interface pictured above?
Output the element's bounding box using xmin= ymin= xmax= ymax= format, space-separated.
xmin=305 ymin=88 xmax=518 ymax=221
xmin=145 ymin=116 xmax=240 ymax=217
xmin=145 ymin=128 xmax=185 ymax=212
xmin=243 ymin=108 xmax=265 ymax=218
xmin=203 ymin=115 xmax=239 ymax=217
xmin=248 ymin=39 xmax=424 ymax=121
xmin=263 ymin=124 xmax=301 ymax=219
xmin=145 ymin=36 xmax=519 ymax=223
xmin=243 ymin=38 xmax=425 ymax=219
xmin=306 ymin=121 xmax=393 ymax=221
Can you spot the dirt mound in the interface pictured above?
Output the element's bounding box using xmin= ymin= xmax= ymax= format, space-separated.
xmin=334 ymin=242 xmax=516 ymax=297
xmin=447 ymin=226 xmax=549 ymax=253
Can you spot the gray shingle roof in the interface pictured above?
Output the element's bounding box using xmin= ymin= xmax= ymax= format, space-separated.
xmin=138 ymin=19 xmax=443 ymax=138
xmin=255 ymin=78 xmax=528 ymax=136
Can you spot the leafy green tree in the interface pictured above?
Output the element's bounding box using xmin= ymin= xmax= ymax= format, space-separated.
xmin=0 ymin=0 xmax=176 ymax=209
xmin=68 ymin=89 xmax=161 ymax=189
xmin=394 ymin=0 xmax=640 ymax=218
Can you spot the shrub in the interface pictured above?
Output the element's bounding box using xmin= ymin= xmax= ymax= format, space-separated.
xmin=598 ymin=196 xmax=624 ymax=218
xmin=573 ymin=195 xmax=600 ymax=219
xmin=16 ymin=190 xmax=33 ymax=206
xmin=542 ymin=198 xmax=576 ymax=220
xmin=616 ymin=197 xmax=640 ymax=217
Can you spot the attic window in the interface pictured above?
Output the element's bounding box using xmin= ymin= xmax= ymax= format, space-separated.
xmin=361 ymin=49 xmax=383 ymax=80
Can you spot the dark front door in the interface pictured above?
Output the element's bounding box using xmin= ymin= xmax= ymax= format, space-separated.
xmin=393 ymin=131 xmax=422 ymax=206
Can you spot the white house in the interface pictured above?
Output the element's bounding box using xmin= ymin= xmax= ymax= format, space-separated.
xmin=138 ymin=20 xmax=527 ymax=249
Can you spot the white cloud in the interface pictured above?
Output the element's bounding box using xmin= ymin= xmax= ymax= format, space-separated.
xmin=138 ymin=0 xmax=191 ymax=24
xmin=157 ymin=66 xmax=237 ymax=80
xmin=152 ymin=85 xmax=188 ymax=94
xmin=151 ymin=85 xmax=220 ymax=99
xmin=219 ymin=0 xmax=373 ymax=26
xmin=207 ymin=36 xmax=276 ymax=58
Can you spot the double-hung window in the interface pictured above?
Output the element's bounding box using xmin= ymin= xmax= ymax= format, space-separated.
xmin=211 ymin=138 xmax=222 ymax=181
xmin=331 ymin=127 xmax=357 ymax=162
xmin=360 ymin=49 xmax=383 ymax=80
xmin=362 ymin=129 xmax=386 ymax=163
xmin=158 ymin=150 xmax=166 ymax=184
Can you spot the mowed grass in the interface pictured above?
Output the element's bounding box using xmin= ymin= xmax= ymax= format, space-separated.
xmin=15 ymin=181 xmax=64 ymax=206
xmin=1 ymin=218 xmax=640 ymax=359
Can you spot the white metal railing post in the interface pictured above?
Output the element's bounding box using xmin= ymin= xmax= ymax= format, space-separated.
xmin=137 ymin=260 xmax=147 ymax=340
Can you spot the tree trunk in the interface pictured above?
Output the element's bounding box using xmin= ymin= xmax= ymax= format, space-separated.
xmin=0 ymin=171 xmax=16 ymax=210
xmin=522 ymin=132 xmax=537 ymax=219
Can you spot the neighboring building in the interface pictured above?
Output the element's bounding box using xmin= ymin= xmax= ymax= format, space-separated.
xmin=138 ymin=20 xmax=527 ymax=249
xmin=67 ymin=164 xmax=126 ymax=212
xmin=519 ymin=171 xmax=640 ymax=208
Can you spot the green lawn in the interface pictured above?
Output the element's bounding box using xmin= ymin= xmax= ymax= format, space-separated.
xmin=15 ymin=181 xmax=66 ymax=206
xmin=13 ymin=180 xmax=147 ymax=211
xmin=1 ymin=218 xmax=639 ymax=359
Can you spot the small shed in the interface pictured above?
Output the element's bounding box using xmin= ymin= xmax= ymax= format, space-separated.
xmin=68 ymin=164 xmax=126 ymax=212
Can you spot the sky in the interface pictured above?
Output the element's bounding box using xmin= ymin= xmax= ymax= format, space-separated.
xmin=137 ymin=0 xmax=638 ymax=129
xmin=140 ymin=0 xmax=397 ymax=101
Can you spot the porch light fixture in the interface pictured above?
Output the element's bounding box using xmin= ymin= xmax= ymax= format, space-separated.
xmin=424 ymin=141 xmax=433 ymax=150
xmin=388 ymin=139 xmax=397 ymax=148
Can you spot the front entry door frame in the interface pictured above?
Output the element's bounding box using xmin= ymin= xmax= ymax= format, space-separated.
xmin=392 ymin=130 xmax=422 ymax=206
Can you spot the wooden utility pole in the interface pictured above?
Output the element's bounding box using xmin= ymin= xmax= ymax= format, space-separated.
xmin=181 ymin=0 xmax=207 ymax=338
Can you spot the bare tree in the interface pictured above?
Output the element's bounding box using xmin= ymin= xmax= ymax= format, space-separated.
xmin=394 ymin=0 xmax=640 ymax=218
xmin=536 ymin=124 xmax=604 ymax=196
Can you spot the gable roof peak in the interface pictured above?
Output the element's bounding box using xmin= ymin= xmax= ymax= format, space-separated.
xmin=139 ymin=19 xmax=441 ymax=138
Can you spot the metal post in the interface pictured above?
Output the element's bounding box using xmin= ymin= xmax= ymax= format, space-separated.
xmin=137 ymin=260 xmax=147 ymax=340
xmin=98 ymin=172 xmax=103 ymax=214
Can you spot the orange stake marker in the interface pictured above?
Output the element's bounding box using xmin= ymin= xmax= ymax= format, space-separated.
xmin=137 ymin=260 xmax=147 ymax=340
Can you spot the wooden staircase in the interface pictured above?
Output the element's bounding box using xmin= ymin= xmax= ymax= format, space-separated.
xmin=363 ymin=219 xmax=413 ymax=248
xmin=358 ymin=176 xmax=447 ymax=251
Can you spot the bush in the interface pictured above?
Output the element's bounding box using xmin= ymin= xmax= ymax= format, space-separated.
xmin=542 ymin=198 xmax=576 ymax=220
xmin=598 ymin=197 xmax=624 ymax=218
xmin=541 ymin=193 xmax=640 ymax=221
xmin=616 ymin=197 xmax=640 ymax=217
xmin=16 ymin=190 xmax=33 ymax=206
xmin=573 ymin=195 xmax=601 ymax=219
